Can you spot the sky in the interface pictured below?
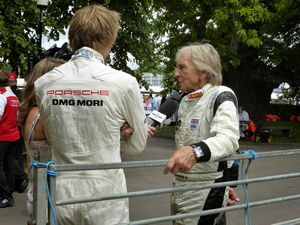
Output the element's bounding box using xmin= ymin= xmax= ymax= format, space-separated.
xmin=42 ymin=33 xmax=68 ymax=49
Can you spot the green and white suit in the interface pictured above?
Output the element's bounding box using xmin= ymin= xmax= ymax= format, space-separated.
xmin=172 ymin=83 xmax=240 ymax=225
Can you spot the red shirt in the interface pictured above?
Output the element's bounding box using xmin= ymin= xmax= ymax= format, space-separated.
xmin=0 ymin=86 xmax=20 ymax=141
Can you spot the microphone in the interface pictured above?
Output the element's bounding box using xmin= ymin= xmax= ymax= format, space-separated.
xmin=148 ymin=98 xmax=179 ymax=127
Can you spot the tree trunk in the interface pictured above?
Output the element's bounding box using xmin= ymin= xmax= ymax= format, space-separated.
xmin=223 ymin=51 xmax=275 ymax=124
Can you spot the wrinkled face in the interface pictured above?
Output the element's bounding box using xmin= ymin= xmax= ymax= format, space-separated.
xmin=174 ymin=53 xmax=208 ymax=92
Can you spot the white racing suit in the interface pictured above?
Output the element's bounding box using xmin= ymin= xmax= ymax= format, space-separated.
xmin=34 ymin=47 xmax=148 ymax=225
xmin=172 ymin=83 xmax=240 ymax=225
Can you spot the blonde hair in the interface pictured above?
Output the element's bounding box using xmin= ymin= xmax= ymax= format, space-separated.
xmin=175 ymin=43 xmax=222 ymax=85
xmin=18 ymin=57 xmax=65 ymax=127
xmin=68 ymin=4 xmax=121 ymax=51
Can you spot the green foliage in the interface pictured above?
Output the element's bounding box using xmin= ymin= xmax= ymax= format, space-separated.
xmin=151 ymin=0 xmax=299 ymax=122
xmin=151 ymin=0 xmax=279 ymax=93
xmin=0 ymin=0 xmax=40 ymax=76
xmin=0 ymin=0 xmax=159 ymax=84
xmin=0 ymin=0 xmax=299 ymax=119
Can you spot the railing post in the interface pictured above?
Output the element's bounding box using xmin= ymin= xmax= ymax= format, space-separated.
xmin=48 ymin=175 xmax=57 ymax=225
xmin=33 ymin=166 xmax=48 ymax=225
xmin=242 ymin=158 xmax=253 ymax=225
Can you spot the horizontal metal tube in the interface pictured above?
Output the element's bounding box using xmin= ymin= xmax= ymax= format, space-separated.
xmin=272 ymin=218 xmax=300 ymax=225
xmin=56 ymin=172 xmax=300 ymax=206
xmin=120 ymin=194 xmax=300 ymax=225
xmin=53 ymin=149 xmax=300 ymax=171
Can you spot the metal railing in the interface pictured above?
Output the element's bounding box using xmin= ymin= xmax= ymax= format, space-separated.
xmin=32 ymin=148 xmax=300 ymax=225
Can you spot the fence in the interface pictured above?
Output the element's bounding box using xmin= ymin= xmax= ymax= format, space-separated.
xmin=32 ymin=148 xmax=300 ymax=225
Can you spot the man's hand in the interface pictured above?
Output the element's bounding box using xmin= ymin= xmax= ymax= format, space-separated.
xmin=163 ymin=146 xmax=197 ymax=175
xmin=227 ymin=187 xmax=240 ymax=206
xmin=147 ymin=126 xmax=156 ymax=140
xmin=120 ymin=122 xmax=133 ymax=141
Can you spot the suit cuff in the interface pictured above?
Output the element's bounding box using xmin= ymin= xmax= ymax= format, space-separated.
xmin=191 ymin=141 xmax=211 ymax=162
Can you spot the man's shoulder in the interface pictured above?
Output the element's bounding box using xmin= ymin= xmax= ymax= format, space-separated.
xmin=35 ymin=64 xmax=66 ymax=89
xmin=92 ymin=63 xmax=137 ymax=84
xmin=214 ymin=85 xmax=235 ymax=94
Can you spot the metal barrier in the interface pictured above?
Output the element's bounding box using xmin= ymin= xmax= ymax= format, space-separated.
xmin=32 ymin=149 xmax=300 ymax=225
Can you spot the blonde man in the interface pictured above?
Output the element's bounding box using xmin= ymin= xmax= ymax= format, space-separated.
xmin=35 ymin=4 xmax=149 ymax=224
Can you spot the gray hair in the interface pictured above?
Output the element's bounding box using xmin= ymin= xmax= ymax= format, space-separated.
xmin=175 ymin=43 xmax=222 ymax=85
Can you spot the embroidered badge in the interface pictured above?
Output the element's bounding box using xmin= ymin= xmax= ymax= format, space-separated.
xmin=187 ymin=90 xmax=203 ymax=100
xmin=71 ymin=48 xmax=104 ymax=63
xmin=189 ymin=118 xmax=200 ymax=132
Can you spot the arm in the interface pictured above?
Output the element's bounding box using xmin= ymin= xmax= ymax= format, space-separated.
xmin=0 ymin=94 xmax=7 ymax=120
xmin=23 ymin=107 xmax=48 ymax=143
xmin=120 ymin=78 xmax=148 ymax=154
xmin=197 ymin=101 xmax=239 ymax=161
xmin=164 ymin=95 xmax=239 ymax=175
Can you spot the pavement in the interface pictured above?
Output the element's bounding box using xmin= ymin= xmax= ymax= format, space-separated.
xmin=1 ymin=137 xmax=300 ymax=225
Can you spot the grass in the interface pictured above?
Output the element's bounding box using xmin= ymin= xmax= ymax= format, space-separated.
xmin=155 ymin=121 xmax=300 ymax=143
xmin=155 ymin=124 xmax=177 ymax=139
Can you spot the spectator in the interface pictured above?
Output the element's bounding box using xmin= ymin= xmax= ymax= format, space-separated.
xmin=152 ymin=94 xmax=162 ymax=111
xmin=164 ymin=42 xmax=240 ymax=225
xmin=34 ymin=4 xmax=150 ymax=225
xmin=7 ymin=73 xmax=21 ymax=99
xmin=246 ymin=118 xmax=256 ymax=142
xmin=143 ymin=93 xmax=154 ymax=116
xmin=18 ymin=58 xmax=66 ymax=225
xmin=238 ymin=106 xmax=250 ymax=139
xmin=7 ymin=72 xmax=29 ymax=193
xmin=0 ymin=72 xmax=20 ymax=208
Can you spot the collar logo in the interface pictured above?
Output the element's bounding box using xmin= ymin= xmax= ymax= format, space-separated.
xmin=187 ymin=90 xmax=203 ymax=100
xmin=72 ymin=48 xmax=104 ymax=63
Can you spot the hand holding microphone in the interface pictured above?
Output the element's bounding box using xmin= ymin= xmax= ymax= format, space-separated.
xmin=122 ymin=93 xmax=180 ymax=140
xmin=148 ymin=97 xmax=179 ymax=127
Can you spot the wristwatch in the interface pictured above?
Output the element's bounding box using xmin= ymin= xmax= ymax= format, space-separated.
xmin=190 ymin=144 xmax=204 ymax=161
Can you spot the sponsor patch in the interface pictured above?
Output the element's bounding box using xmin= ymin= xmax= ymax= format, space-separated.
xmin=47 ymin=89 xmax=109 ymax=96
xmin=52 ymin=99 xmax=103 ymax=106
xmin=189 ymin=118 xmax=200 ymax=132
xmin=187 ymin=90 xmax=203 ymax=101
xmin=10 ymin=100 xmax=19 ymax=107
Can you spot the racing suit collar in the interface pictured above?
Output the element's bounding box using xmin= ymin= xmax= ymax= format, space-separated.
xmin=71 ymin=47 xmax=104 ymax=63
xmin=185 ymin=83 xmax=212 ymax=101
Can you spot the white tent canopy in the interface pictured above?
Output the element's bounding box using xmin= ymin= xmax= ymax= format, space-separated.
xmin=140 ymin=86 xmax=162 ymax=94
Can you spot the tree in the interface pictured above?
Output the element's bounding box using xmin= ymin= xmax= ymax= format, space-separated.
xmin=1 ymin=0 xmax=299 ymax=121
xmin=152 ymin=0 xmax=300 ymax=121
xmin=0 ymin=0 xmax=159 ymax=85
xmin=0 ymin=0 xmax=40 ymax=75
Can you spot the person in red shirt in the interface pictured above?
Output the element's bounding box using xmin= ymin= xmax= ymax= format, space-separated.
xmin=245 ymin=119 xmax=257 ymax=142
xmin=0 ymin=72 xmax=20 ymax=208
xmin=7 ymin=72 xmax=29 ymax=193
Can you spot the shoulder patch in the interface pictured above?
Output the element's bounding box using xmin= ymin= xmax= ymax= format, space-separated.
xmin=213 ymin=91 xmax=237 ymax=116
